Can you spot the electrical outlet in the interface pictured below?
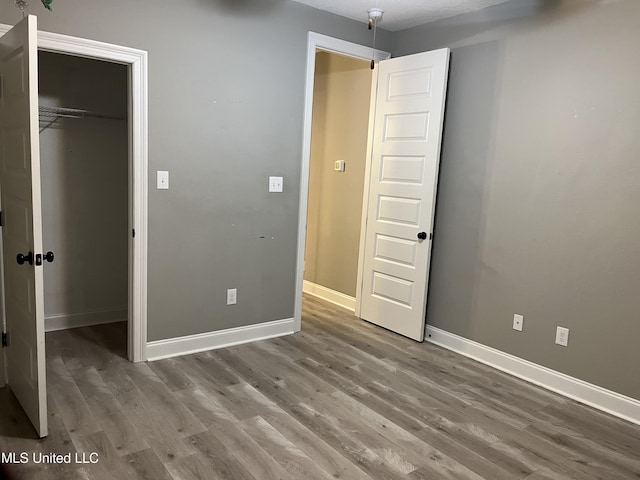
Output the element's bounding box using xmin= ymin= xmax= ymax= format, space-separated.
xmin=157 ymin=170 xmax=169 ymax=190
xmin=226 ymin=288 xmax=237 ymax=305
xmin=555 ymin=326 xmax=569 ymax=346
xmin=269 ymin=176 xmax=283 ymax=193
xmin=513 ymin=314 xmax=524 ymax=332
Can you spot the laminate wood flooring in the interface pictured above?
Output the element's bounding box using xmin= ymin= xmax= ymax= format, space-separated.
xmin=1 ymin=295 xmax=639 ymax=479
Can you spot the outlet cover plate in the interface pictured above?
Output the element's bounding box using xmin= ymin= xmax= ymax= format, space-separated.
xmin=157 ymin=170 xmax=169 ymax=190
xmin=269 ymin=176 xmax=283 ymax=193
xmin=513 ymin=314 xmax=524 ymax=332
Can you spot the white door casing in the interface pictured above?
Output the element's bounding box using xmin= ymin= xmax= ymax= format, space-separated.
xmin=0 ymin=15 xmax=48 ymax=437
xmin=357 ymin=49 xmax=450 ymax=342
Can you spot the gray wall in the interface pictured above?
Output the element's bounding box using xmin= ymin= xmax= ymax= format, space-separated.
xmin=39 ymin=52 xmax=128 ymax=325
xmin=304 ymin=52 xmax=371 ymax=297
xmin=0 ymin=0 xmax=392 ymax=341
xmin=393 ymin=0 xmax=640 ymax=400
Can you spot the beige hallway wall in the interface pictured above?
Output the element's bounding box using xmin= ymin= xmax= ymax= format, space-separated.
xmin=304 ymin=52 xmax=372 ymax=297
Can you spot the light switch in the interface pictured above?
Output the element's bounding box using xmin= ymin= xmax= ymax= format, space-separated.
xmin=157 ymin=171 xmax=169 ymax=190
xmin=334 ymin=160 xmax=346 ymax=172
xmin=269 ymin=176 xmax=283 ymax=193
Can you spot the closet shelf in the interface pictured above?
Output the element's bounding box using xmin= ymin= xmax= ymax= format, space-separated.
xmin=39 ymin=106 xmax=125 ymax=132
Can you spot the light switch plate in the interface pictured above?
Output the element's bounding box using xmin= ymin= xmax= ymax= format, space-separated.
xmin=227 ymin=288 xmax=237 ymax=305
xmin=157 ymin=171 xmax=169 ymax=190
xmin=555 ymin=326 xmax=569 ymax=346
xmin=269 ymin=176 xmax=283 ymax=193
xmin=334 ymin=160 xmax=346 ymax=172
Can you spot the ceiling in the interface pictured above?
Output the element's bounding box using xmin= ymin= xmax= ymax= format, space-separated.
xmin=290 ymin=0 xmax=513 ymax=31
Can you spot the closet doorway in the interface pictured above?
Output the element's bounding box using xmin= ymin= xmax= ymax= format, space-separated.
xmin=0 ymin=17 xmax=147 ymax=437
xmin=38 ymin=52 xmax=129 ymax=346
xmin=0 ymin=21 xmax=149 ymax=365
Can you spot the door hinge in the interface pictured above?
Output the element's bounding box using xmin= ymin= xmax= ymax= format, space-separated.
xmin=0 ymin=210 xmax=3 ymax=227
xmin=132 ymin=228 xmax=135 ymax=238
xmin=2 ymin=332 xmax=7 ymax=348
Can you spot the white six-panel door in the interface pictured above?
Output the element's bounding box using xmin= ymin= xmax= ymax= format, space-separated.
xmin=0 ymin=15 xmax=47 ymax=437
xmin=358 ymin=49 xmax=450 ymax=341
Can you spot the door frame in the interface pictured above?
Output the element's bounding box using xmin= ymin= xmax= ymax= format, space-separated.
xmin=0 ymin=24 xmax=148 ymax=362
xmin=294 ymin=32 xmax=390 ymax=331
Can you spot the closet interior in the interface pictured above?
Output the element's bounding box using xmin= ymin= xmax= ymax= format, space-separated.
xmin=38 ymin=51 xmax=129 ymax=342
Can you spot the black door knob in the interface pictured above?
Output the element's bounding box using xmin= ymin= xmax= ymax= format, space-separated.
xmin=44 ymin=251 xmax=55 ymax=263
xmin=417 ymin=232 xmax=427 ymax=240
xmin=17 ymin=252 xmax=34 ymax=265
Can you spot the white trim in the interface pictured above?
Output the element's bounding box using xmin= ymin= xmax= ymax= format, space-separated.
xmin=426 ymin=325 xmax=640 ymax=426
xmin=45 ymin=307 xmax=127 ymax=332
xmin=147 ymin=318 xmax=295 ymax=361
xmin=303 ymin=281 xmax=355 ymax=311
xmin=0 ymin=23 xmax=148 ymax=362
xmin=294 ymin=32 xmax=391 ymax=331
xmin=355 ymin=65 xmax=381 ymax=318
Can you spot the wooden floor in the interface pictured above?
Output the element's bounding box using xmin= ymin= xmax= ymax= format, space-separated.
xmin=1 ymin=296 xmax=640 ymax=480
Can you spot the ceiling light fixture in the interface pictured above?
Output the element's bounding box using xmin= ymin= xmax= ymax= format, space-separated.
xmin=14 ymin=0 xmax=52 ymax=11
xmin=367 ymin=7 xmax=383 ymax=70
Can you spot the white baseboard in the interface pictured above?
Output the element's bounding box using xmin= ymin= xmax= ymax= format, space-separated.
xmin=146 ymin=318 xmax=295 ymax=361
xmin=426 ymin=326 xmax=640 ymax=426
xmin=303 ymin=280 xmax=355 ymax=311
xmin=45 ymin=307 xmax=127 ymax=332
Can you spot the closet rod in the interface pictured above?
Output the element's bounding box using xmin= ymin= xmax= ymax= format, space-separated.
xmin=39 ymin=106 xmax=125 ymax=132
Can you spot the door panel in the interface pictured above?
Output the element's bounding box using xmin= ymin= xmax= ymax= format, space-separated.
xmin=0 ymin=15 xmax=47 ymax=437
xmin=359 ymin=49 xmax=449 ymax=342
xmin=0 ymin=236 xmax=4 ymax=387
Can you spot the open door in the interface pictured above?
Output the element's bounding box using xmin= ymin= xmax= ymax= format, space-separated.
xmin=358 ymin=49 xmax=449 ymax=342
xmin=0 ymin=219 xmax=6 ymax=388
xmin=0 ymin=15 xmax=47 ymax=437
xmin=0 ymin=261 xmax=5 ymax=387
